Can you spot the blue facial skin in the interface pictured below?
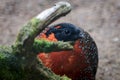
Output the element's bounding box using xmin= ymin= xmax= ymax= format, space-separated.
xmin=45 ymin=23 xmax=85 ymax=41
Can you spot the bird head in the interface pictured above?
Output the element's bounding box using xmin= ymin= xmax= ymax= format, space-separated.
xmin=39 ymin=23 xmax=85 ymax=42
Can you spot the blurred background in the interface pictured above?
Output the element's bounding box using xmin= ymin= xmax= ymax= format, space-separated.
xmin=0 ymin=0 xmax=120 ymax=80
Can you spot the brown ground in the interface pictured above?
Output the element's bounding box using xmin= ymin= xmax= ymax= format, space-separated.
xmin=0 ymin=0 xmax=120 ymax=80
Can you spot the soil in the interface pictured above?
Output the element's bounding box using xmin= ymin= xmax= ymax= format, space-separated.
xmin=0 ymin=0 xmax=120 ymax=80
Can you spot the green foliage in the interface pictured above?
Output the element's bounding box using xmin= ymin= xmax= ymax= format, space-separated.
xmin=0 ymin=1 xmax=72 ymax=79
xmin=33 ymin=39 xmax=73 ymax=53
xmin=0 ymin=46 xmax=25 ymax=80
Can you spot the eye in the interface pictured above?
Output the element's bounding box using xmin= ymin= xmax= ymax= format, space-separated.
xmin=63 ymin=29 xmax=71 ymax=35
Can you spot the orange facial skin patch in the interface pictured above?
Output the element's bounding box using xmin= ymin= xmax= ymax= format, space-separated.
xmin=37 ymin=33 xmax=57 ymax=42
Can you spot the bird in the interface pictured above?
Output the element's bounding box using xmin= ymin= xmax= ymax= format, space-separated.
xmin=36 ymin=23 xmax=98 ymax=80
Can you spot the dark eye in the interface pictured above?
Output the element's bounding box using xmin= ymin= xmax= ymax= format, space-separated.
xmin=63 ymin=29 xmax=71 ymax=35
